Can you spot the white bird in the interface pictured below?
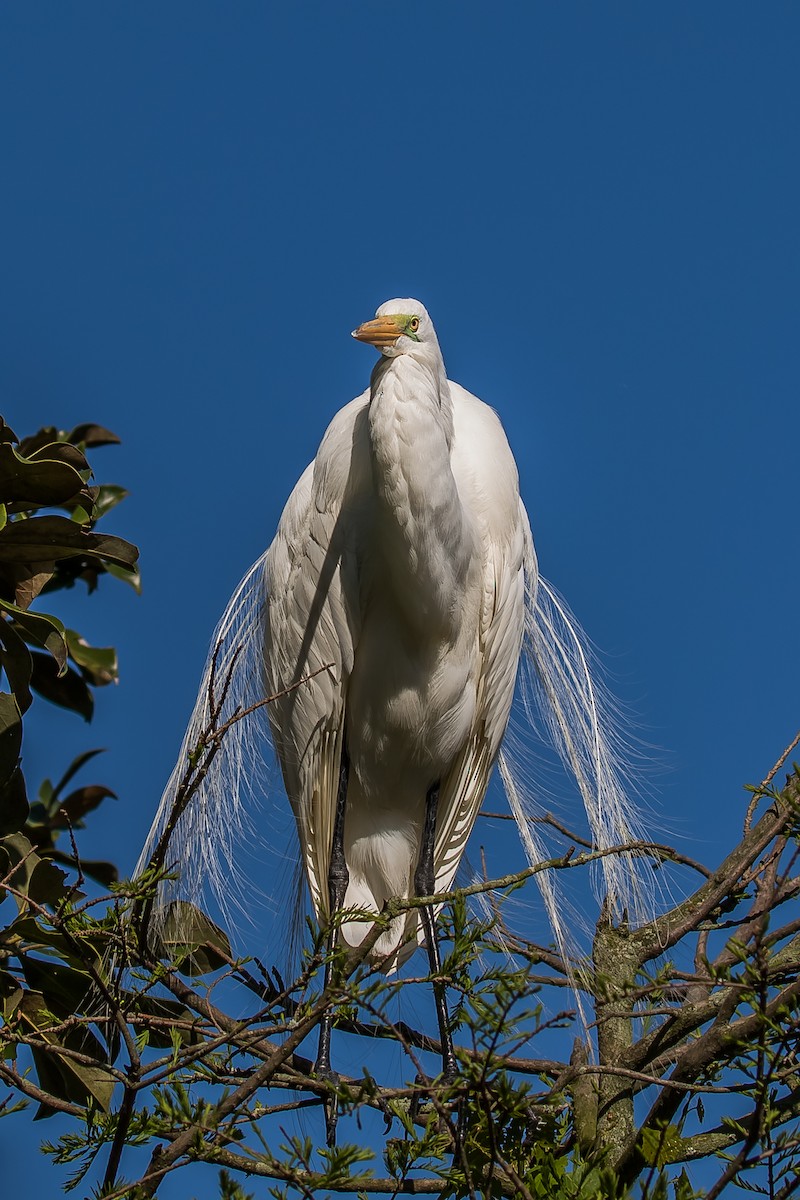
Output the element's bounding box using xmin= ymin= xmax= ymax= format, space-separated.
xmin=139 ymin=297 xmax=646 ymax=1100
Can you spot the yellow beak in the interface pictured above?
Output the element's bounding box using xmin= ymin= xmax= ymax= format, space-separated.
xmin=351 ymin=314 xmax=404 ymax=348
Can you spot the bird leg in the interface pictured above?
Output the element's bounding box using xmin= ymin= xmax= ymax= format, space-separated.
xmin=315 ymin=743 xmax=350 ymax=1143
xmin=414 ymin=781 xmax=458 ymax=1083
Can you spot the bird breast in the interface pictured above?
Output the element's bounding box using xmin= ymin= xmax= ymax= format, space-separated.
xmin=346 ymin=362 xmax=484 ymax=802
xmin=346 ymin=598 xmax=481 ymax=802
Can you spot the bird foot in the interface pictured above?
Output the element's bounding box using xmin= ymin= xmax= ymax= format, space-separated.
xmin=410 ymin=1064 xmax=459 ymax=1121
xmin=439 ymin=1056 xmax=458 ymax=1087
xmin=410 ymin=1071 xmax=431 ymax=1122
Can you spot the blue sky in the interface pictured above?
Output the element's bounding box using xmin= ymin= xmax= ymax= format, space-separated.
xmin=2 ymin=4 xmax=798 ymax=1195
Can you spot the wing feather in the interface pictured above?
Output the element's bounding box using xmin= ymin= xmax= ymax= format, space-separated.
xmin=433 ymin=384 xmax=530 ymax=892
xmin=264 ymin=394 xmax=370 ymax=918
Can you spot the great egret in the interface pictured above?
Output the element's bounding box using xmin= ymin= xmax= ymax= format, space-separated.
xmin=139 ymin=298 xmax=646 ymax=1105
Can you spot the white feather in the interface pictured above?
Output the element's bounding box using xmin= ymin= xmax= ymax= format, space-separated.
xmin=135 ymin=553 xmax=273 ymax=935
xmin=137 ymin=298 xmax=654 ymax=976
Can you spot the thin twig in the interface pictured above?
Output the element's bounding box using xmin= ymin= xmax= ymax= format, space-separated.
xmin=744 ymin=729 xmax=800 ymax=833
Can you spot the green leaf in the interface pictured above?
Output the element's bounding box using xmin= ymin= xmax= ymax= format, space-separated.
xmin=16 ymin=990 xmax=115 ymax=1114
xmin=27 ymin=858 xmax=71 ymax=905
xmin=0 ymin=442 xmax=86 ymax=506
xmin=49 ymin=748 xmax=105 ymax=802
xmin=7 ymin=565 xmax=55 ymax=610
xmin=65 ymin=629 xmax=118 ymax=686
xmin=0 ymin=832 xmax=39 ymax=905
xmin=0 ymin=831 xmax=70 ymax=906
xmin=21 ymin=957 xmax=93 ymax=1015
xmin=0 ymin=617 xmax=34 ymax=712
xmin=36 ymin=776 xmax=55 ymax=811
xmin=105 ymin=559 xmax=142 ymax=594
xmin=48 ymin=852 xmax=117 ymax=888
xmin=27 ymin=441 xmax=88 ymax=472
xmin=52 ymin=785 xmax=116 ymax=828
xmin=0 ymin=691 xmax=22 ymax=789
xmin=1 ymin=598 xmax=68 ymax=675
xmin=66 ymin=423 xmax=120 ymax=448
xmin=156 ymin=901 xmax=233 ymax=974
xmin=640 ymin=1123 xmax=685 ymax=1169
xmin=29 ymin=653 xmax=94 ymax=721
xmin=4 ymin=914 xmax=107 ymax=965
xmin=0 ymin=766 xmax=29 ymax=837
xmin=218 ymin=1170 xmax=256 ymax=1200
xmin=0 ymin=974 xmax=25 ymax=1020
xmin=0 ymin=515 xmax=139 ymax=571
xmin=66 ymin=503 xmax=92 ymax=526
xmin=17 ymin=427 xmax=67 ymax=456
xmin=91 ymin=484 xmax=128 ymax=521
xmin=0 ymin=419 xmax=17 ymax=445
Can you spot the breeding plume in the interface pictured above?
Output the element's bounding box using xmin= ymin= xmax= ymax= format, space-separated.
xmin=140 ymin=298 xmax=645 ymax=1093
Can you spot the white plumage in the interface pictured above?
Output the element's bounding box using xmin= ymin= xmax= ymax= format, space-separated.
xmin=264 ymin=302 xmax=527 ymax=966
xmin=139 ymin=297 xmax=647 ymax=982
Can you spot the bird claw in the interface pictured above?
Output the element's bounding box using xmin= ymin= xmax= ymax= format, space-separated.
xmin=410 ymin=1071 xmax=433 ymax=1122
xmin=377 ymin=1095 xmax=393 ymax=1132
xmin=315 ymin=1062 xmax=339 ymax=1083
xmin=441 ymin=1062 xmax=458 ymax=1088
xmin=410 ymin=1065 xmax=459 ymax=1122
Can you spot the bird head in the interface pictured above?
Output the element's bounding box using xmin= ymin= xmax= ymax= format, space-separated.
xmin=352 ymin=298 xmax=438 ymax=360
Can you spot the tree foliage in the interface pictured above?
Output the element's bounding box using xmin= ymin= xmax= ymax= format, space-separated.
xmin=0 ymin=417 xmax=140 ymax=1123
xmin=1 ymin=413 xmax=798 ymax=1199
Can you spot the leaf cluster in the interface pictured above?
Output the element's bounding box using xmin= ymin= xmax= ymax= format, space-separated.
xmin=0 ymin=415 xmax=139 ymax=1119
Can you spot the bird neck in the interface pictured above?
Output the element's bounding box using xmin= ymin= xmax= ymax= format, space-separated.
xmin=366 ymin=355 xmax=474 ymax=630
xmin=370 ymin=351 xmax=454 ymax=447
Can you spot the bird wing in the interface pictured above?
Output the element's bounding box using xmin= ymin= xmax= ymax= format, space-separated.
xmin=264 ymin=392 xmax=372 ymax=919
xmin=432 ymin=382 xmax=530 ymax=893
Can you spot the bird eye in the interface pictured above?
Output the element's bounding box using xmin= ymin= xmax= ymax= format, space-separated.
xmin=408 ymin=317 xmax=420 ymax=332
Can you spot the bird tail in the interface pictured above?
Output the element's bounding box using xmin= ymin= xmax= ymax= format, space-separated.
xmin=134 ymin=552 xmax=277 ymax=942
